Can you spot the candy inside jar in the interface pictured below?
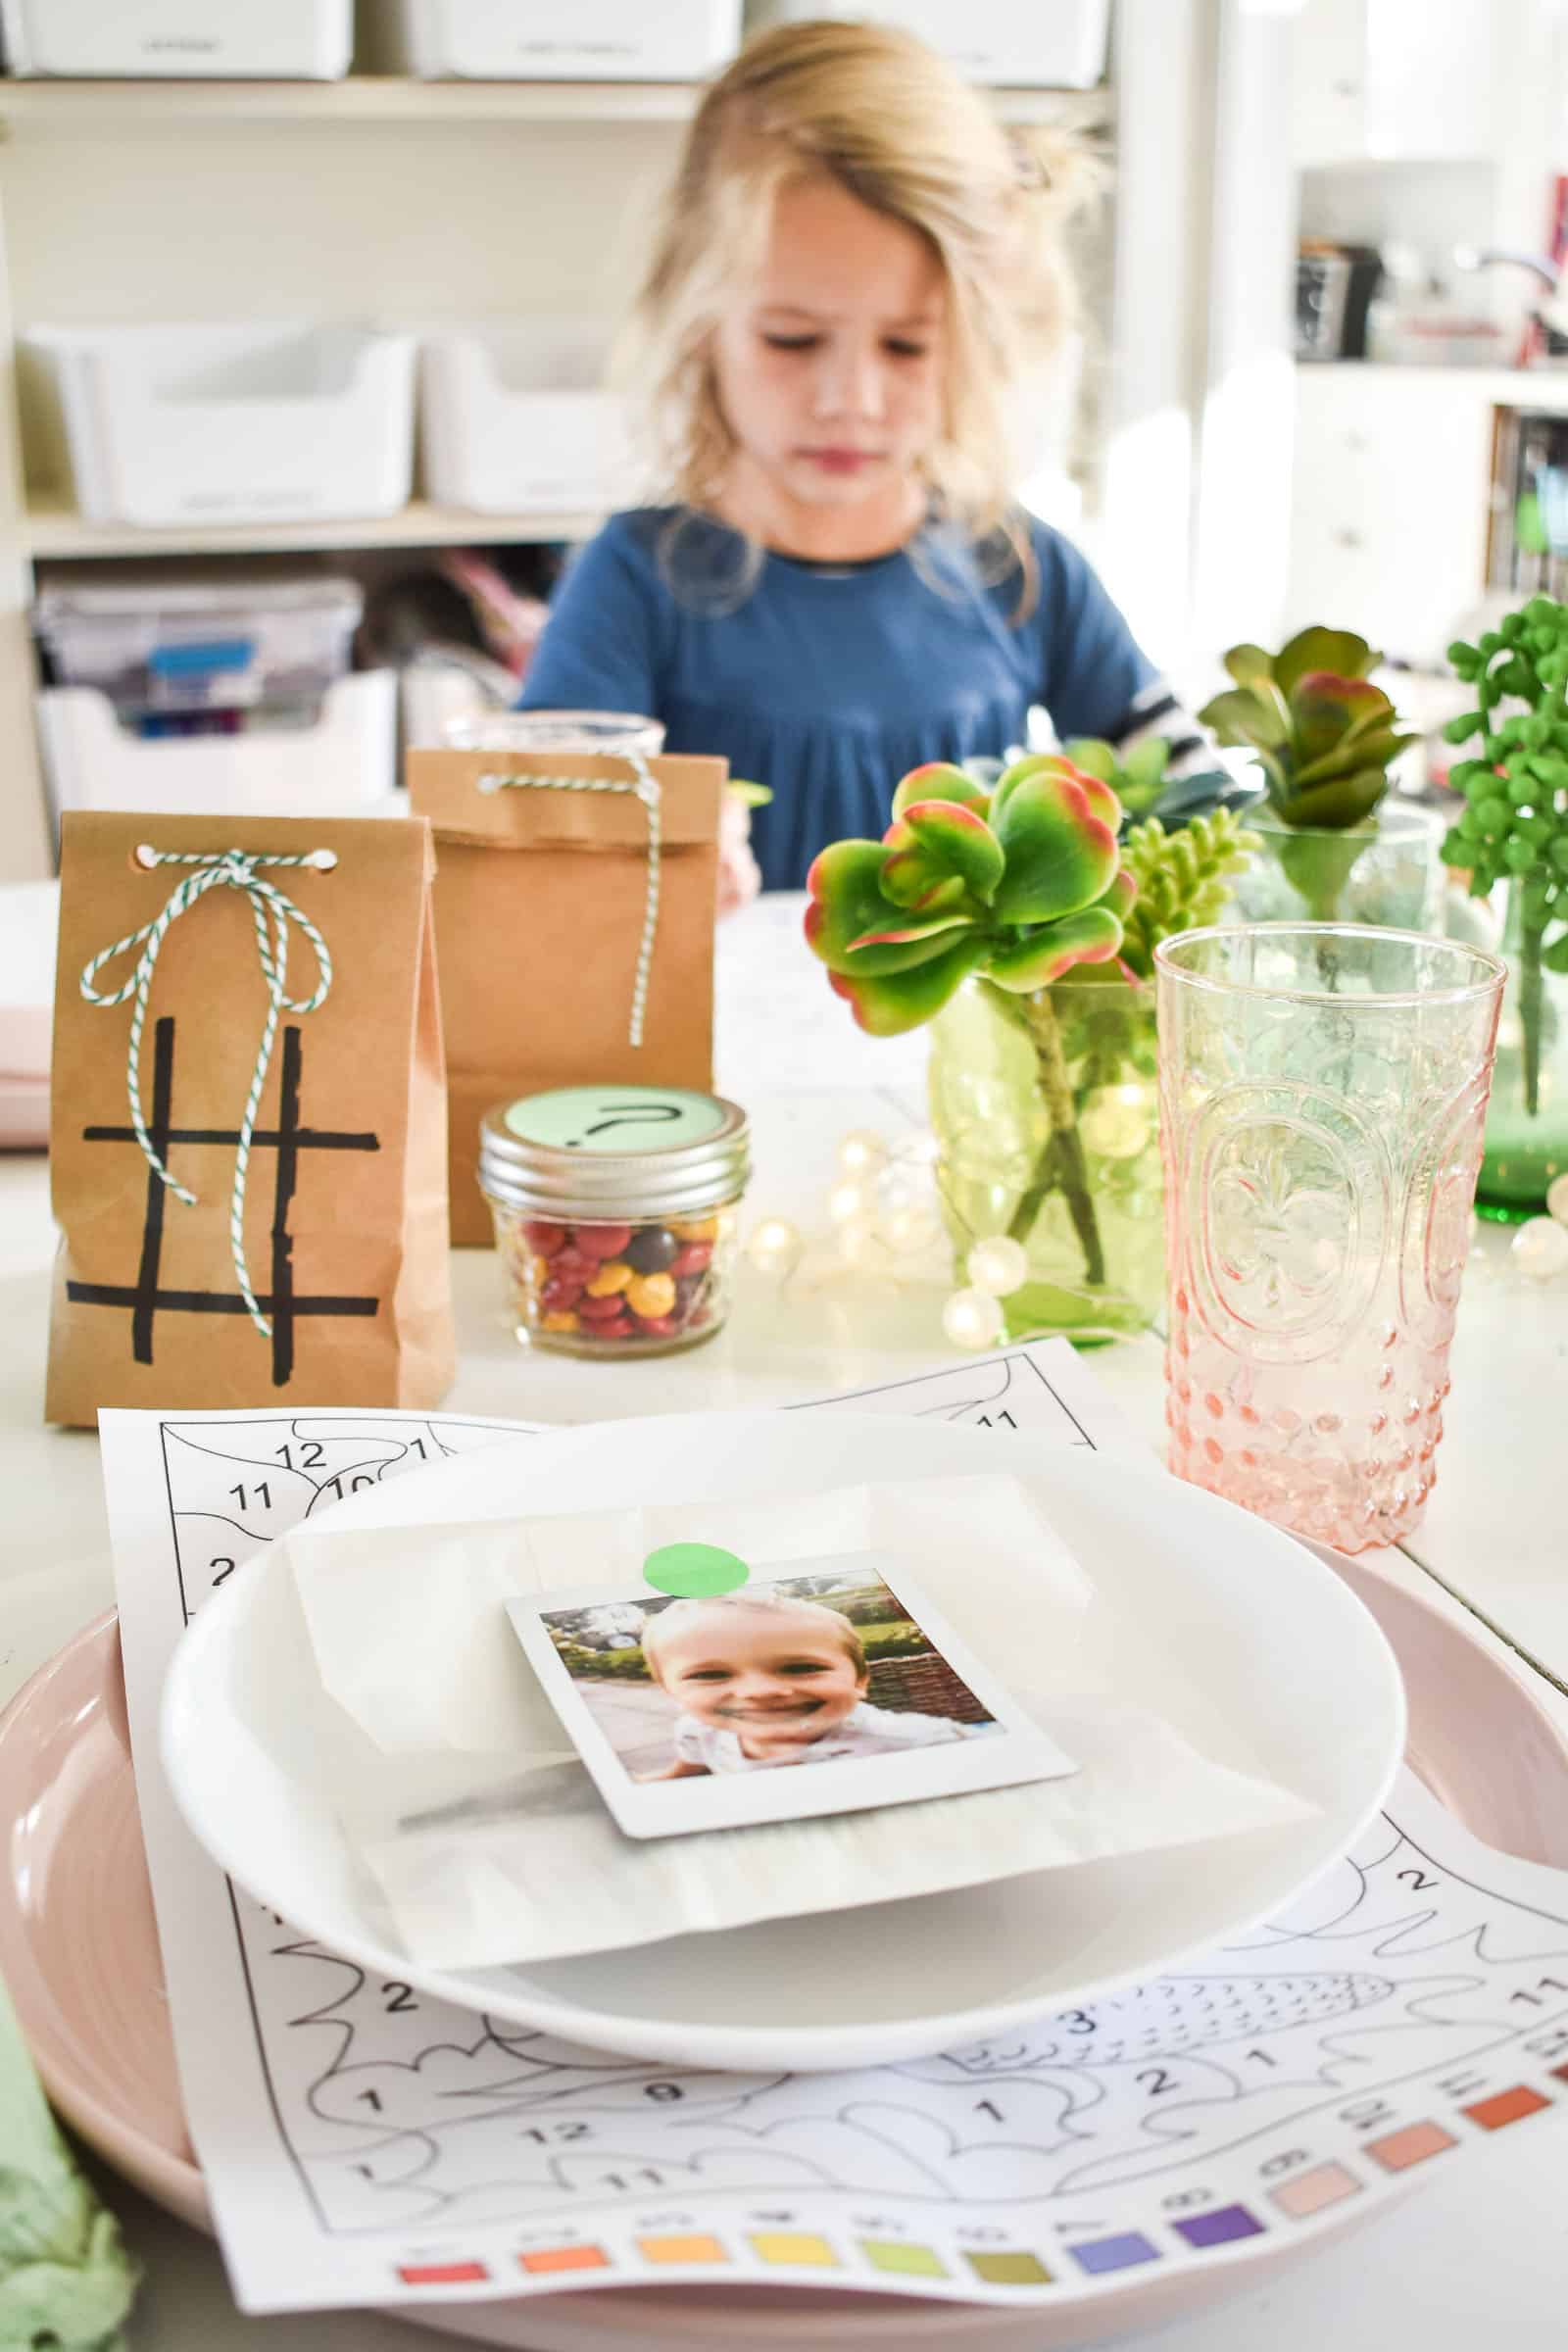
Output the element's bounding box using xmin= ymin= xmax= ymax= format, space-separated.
xmin=478 ymin=1087 xmax=750 ymax=1359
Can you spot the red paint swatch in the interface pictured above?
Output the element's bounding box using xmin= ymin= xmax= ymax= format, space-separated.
xmin=518 ymin=2245 xmax=612 ymax=2276
xmin=398 ymin=2260 xmax=489 ymax=2285
xmin=1463 ymin=2085 xmax=1551 ymax=2132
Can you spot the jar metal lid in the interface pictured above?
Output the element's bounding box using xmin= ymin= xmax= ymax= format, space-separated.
xmin=478 ymin=1084 xmax=750 ymax=1220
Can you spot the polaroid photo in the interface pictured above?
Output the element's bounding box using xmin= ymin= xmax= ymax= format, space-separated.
xmin=505 ymin=1550 xmax=1079 ymax=1840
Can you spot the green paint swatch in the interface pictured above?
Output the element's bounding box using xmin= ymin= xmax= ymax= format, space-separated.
xmin=965 ymin=2249 xmax=1054 ymax=2286
xmin=643 ymin=1543 xmax=751 ymax=1597
xmin=859 ymin=2239 xmax=948 ymax=2278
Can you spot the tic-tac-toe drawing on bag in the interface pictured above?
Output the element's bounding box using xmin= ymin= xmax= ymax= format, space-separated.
xmin=44 ymin=810 xmax=456 ymax=1424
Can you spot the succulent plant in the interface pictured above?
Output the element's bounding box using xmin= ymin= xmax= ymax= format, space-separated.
xmin=1062 ymin=736 xmax=1260 ymax=831
xmin=1115 ymin=808 xmax=1261 ymax=982
xmin=807 ymin=753 xmax=1136 ymax=1289
xmin=1197 ymin=626 xmax=1416 ymax=830
xmin=1444 ymin=594 xmax=1568 ymax=1115
xmin=804 ymin=753 xmax=1135 ymax=1038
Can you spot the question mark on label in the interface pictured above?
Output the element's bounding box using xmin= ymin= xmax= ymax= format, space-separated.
xmin=567 ymin=1102 xmax=685 ymax=1148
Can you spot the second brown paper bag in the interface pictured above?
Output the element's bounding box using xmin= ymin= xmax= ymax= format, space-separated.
xmin=408 ymin=747 xmax=725 ymax=1245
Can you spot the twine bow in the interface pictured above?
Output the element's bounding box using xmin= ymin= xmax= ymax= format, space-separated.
xmin=475 ymin=751 xmax=662 ymax=1047
xmin=79 ymin=845 xmax=336 ymax=1341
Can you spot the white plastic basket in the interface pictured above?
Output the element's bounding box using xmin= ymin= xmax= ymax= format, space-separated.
xmin=743 ymin=0 xmax=1109 ymax=86
xmin=382 ymin=0 xmax=741 ymax=80
xmin=0 ymin=0 xmax=352 ymax=77
xmin=28 ymin=324 xmax=417 ymax=530
xmin=419 ymin=324 xmax=633 ymax=514
xmin=34 ymin=575 xmax=363 ymax=716
xmin=37 ymin=672 xmax=399 ymax=825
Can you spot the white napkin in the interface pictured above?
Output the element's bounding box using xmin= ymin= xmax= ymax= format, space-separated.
xmin=285 ymin=1474 xmax=1316 ymax=1969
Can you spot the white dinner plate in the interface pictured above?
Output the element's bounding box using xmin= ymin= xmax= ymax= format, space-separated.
xmin=160 ymin=1410 xmax=1404 ymax=2074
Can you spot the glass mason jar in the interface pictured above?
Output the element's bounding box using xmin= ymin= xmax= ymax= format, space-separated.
xmin=478 ymin=1085 xmax=750 ymax=1357
xmin=928 ymin=971 xmax=1164 ymax=1345
xmin=1227 ymin=801 xmax=1445 ymax=930
xmin=441 ymin=710 xmax=665 ymax=757
xmin=1477 ymin=881 xmax=1568 ymax=1216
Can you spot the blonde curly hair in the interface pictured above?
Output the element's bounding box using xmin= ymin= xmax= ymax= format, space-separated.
xmin=616 ymin=18 xmax=1102 ymax=612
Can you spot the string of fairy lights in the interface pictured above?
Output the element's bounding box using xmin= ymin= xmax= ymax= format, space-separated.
xmin=741 ymin=1136 xmax=1568 ymax=1354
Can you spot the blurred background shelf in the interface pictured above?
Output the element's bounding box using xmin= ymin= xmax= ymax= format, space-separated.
xmin=22 ymin=496 xmax=603 ymax=560
xmin=0 ymin=74 xmax=1113 ymax=129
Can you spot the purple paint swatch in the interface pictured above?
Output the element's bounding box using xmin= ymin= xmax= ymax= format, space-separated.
xmin=1069 ymin=2232 xmax=1160 ymax=2276
xmin=1173 ymin=2205 xmax=1265 ymax=2250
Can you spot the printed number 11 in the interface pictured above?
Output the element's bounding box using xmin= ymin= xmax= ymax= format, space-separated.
xmin=974 ymin=1411 xmax=1017 ymax=1431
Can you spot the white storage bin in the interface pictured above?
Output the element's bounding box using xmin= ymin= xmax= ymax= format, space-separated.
xmin=420 ymin=323 xmax=633 ymax=514
xmin=744 ymin=0 xmax=1108 ymax=86
xmin=38 ymin=671 xmax=399 ymax=824
xmin=28 ymin=324 xmax=416 ymax=530
xmin=383 ymin=0 xmax=741 ymax=80
xmin=34 ymin=574 xmax=363 ymax=719
xmin=0 ymin=0 xmax=352 ymax=77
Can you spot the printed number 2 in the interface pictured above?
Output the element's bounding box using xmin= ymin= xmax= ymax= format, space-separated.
xmin=381 ymin=1981 xmax=416 ymax=2013
xmin=210 ymin=1556 xmax=235 ymax=1587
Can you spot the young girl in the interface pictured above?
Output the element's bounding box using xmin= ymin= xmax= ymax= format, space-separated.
xmin=518 ymin=17 xmax=1203 ymax=893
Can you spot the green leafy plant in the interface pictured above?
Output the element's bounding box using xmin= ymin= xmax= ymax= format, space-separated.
xmin=1444 ymin=594 xmax=1568 ymax=1114
xmin=806 ymin=752 xmax=1135 ymax=1289
xmin=1062 ymin=733 xmax=1175 ymax=820
xmin=1197 ymin=626 xmax=1416 ymax=919
xmin=1197 ymin=627 xmax=1414 ymax=828
xmin=1063 ymin=737 xmax=1260 ymax=831
xmin=1115 ymin=808 xmax=1261 ymax=981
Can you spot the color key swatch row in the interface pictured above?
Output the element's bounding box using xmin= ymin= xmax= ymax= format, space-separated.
xmin=395 ymin=2072 xmax=1557 ymax=2296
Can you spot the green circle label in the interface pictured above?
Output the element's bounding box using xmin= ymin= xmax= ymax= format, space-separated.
xmin=643 ymin=1543 xmax=751 ymax=1597
xmin=504 ymin=1086 xmax=724 ymax=1153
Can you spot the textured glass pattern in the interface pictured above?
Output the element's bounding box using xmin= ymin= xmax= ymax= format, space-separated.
xmin=1156 ymin=926 xmax=1504 ymax=1551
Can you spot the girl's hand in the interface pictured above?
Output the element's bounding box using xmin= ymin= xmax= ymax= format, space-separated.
xmin=718 ymin=787 xmax=763 ymax=917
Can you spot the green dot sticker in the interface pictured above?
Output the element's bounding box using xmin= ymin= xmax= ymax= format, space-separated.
xmin=504 ymin=1086 xmax=725 ymax=1153
xmin=643 ymin=1543 xmax=751 ymax=1597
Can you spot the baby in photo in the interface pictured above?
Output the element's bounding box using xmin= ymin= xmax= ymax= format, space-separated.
xmin=639 ymin=1589 xmax=984 ymax=1778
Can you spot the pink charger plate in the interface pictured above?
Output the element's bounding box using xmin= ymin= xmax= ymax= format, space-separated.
xmin=3 ymin=1551 xmax=1568 ymax=2352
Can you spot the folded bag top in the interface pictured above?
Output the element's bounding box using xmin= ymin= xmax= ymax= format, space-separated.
xmin=407 ymin=747 xmax=727 ymax=1247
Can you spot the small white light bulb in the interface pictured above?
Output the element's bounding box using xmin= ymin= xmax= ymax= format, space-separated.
xmin=967 ymin=1235 xmax=1029 ymax=1298
xmin=828 ymin=1179 xmax=875 ymax=1227
xmin=746 ymin=1216 xmax=802 ymax=1279
xmin=1548 ymin=1172 xmax=1568 ymax=1229
xmin=942 ymin=1287 xmax=1005 ymax=1350
xmin=1511 ymin=1215 xmax=1568 ymax=1282
xmin=884 ymin=1200 xmax=941 ymax=1252
xmin=838 ymin=1129 xmax=889 ymax=1179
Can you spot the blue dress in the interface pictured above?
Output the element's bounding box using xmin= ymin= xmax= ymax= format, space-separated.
xmin=517 ymin=507 xmax=1161 ymax=892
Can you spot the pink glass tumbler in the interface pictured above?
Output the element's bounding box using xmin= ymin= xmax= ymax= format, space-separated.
xmin=1154 ymin=924 xmax=1506 ymax=1552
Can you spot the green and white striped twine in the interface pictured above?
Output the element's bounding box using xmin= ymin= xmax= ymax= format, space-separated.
xmin=475 ymin=753 xmax=662 ymax=1047
xmin=79 ymin=844 xmax=336 ymax=1342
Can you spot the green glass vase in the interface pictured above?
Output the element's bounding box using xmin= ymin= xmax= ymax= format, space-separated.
xmin=928 ymin=971 xmax=1164 ymax=1345
xmin=1477 ymin=881 xmax=1568 ymax=1216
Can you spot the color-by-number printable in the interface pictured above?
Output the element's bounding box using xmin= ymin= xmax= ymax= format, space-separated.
xmin=99 ymin=1344 xmax=1568 ymax=2317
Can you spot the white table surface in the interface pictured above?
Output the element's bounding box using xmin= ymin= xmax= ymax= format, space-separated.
xmin=4 ymin=890 xmax=1568 ymax=2349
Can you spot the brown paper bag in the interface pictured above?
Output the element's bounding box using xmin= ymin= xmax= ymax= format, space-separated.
xmin=46 ymin=810 xmax=455 ymax=1425
xmin=407 ymin=747 xmax=724 ymax=1246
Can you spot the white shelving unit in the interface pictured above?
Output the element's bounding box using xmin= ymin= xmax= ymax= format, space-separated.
xmin=0 ymin=73 xmax=1114 ymax=878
